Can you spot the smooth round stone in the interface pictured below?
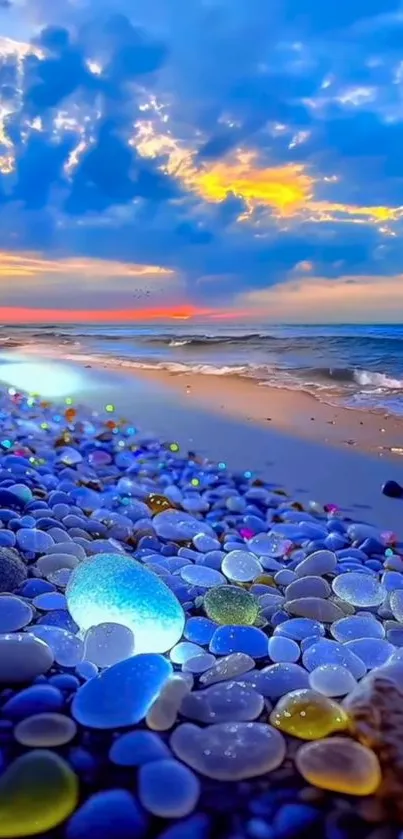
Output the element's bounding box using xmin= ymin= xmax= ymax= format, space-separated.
xmin=209 ymin=625 xmax=268 ymax=657
xmin=193 ymin=533 xmax=220 ymax=552
xmin=0 ymin=750 xmax=78 ymax=837
xmin=72 ymin=653 xmax=172 ymax=729
xmin=2 ymin=685 xmax=63 ymax=719
xmin=170 ymin=642 xmax=204 ymax=665
xmin=139 ymin=759 xmax=200 ymax=818
xmin=181 ymin=680 xmax=264 ymax=723
xmin=221 ymin=551 xmax=262 ymax=583
xmin=330 ymin=615 xmax=385 ymax=642
xmin=33 ymin=592 xmax=67 ymax=611
xmin=204 ymin=585 xmax=259 ymax=626
xmin=294 ymin=550 xmax=337 ymax=578
xmin=309 ymin=664 xmax=357 ymax=697
xmin=184 ymin=617 xmax=216 ymax=645
xmin=110 ymin=730 xmax=171 ymax=766
xmin=66 ymin=554 xmax=184 ymax=655
xmin=332 ymin=573 xmax=385 ymax=607
xmin=44 ymin=542 xmax=86 ymax=559
xmin=285 ymin=577 xmax=331 ymax=601
xmin=183 ymin=654 xmax=216 ymax=674
xmin=16 ymin=529 xmax=54 ymax=554
xmin=14 ymin=713 xmax=77 ymax=747
xmin=37 ymin=554 xmax=79 ymax=576
xmin=76 ymin=660 xmax=98 ymax=681
xmin=146 ymin=675 xmax=192 ymax=731
xmin=47 ymin=569 xmax=72 ymax=587
xmin=244 ymin=663 xmax=310 ymax=699
xmin=274 ymin=569 xmax=297 ymax=586
xmin=200 ymin=653 xmax=255 ymax=686
xmin=0 ymin=548 xmax=27 ymax=593
xmin=285 ymin=598 xmax=344 ymax=622
xmin=27 ymin=626 xmax=83 ymax=668
xmin=180 ymin=565 xmax=225 ymax=588
xmin=270 ymin=689 xmax=348 ymax=739
xmin=390 ymin=590 xmax=403 ymax=622
xmin=248 ymin=533 xmax=290 ymax=558
xmin=274 ymin=618 xmax=325 ymax=641
xmin=344 ymin=638 xmax=395 ymax=670
xmin=154 ymin=510 xmax=215 ymax=541
xmin=381 ymin=571 xmax=403 ymax=593
xmin=0 ymin=634 xmax=54 ymax=683
xmin=302 ymin=639 xmax=366 ymax=679
xmin=295 ymin=737 xmax=381 ymax=796
xmin=65 ymin=790 xmax=147 ymax=839
xmin=171 ymin=721 xmax=286 ymax=780
xmin=83 ymin=623 xmax=135 ymax=667
xmin=268 ymin=636 xmax=300 ymax=663
xmin=0 ymin=596 xmax=32 ymax=632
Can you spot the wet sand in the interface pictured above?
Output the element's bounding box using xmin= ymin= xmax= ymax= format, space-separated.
xmin=1 ymin=350 xmax=401 ymax=534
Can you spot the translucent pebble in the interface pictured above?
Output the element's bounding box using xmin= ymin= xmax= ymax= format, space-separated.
xmin=65 ymin=790 xmax=146 ymax=839
xmin=248 ymin=533 xmax=290 ymax=558
xmin=286 ymin=598 xmax=344 ymax=622
xmin=14 ymin=713 xmax=77 ymax=747
xmin=17 ymin=528 xmax=54 ymax=554
xmin=209 ymin=625 xmax=268 ymax=657
xmin=390 ymin=590 xmax=403 ymax=622
xmin=72 ymin=654 xmax=172 ymax=729
xmin=27 ymin=626 xmax=83 ymax=668
xmin=66 ymin=553 xmax=184 ymax=654
xmin=274 ymin=618 xmax=325 ymax=641
xmin=302 ymin=639 xmax=366 ymax=679
xmin=2 ymin=685 xmax=63 ymax=719
xmin=332 ymin=573 xmax=385 ymax=607
xmin=139 ymin=759 xmax=200 ymax=818
xmin=193 ymin=533 xmax=220 ymax=552
xmin=37 ymin=554 xmax=79 ymax=576
xmin=330 ymin=615 xmax=385 ymax=642
xmin=200 ymin=653 xmax=255 ymax=686
xmin=76 ymin=660 xmax=98 ymax=681
xmin=221 ymin=551 xmax=262 ymax=583
xmin=170 ymin=642 xmax=204 ymax=665
xmin=46 ymin=569 xmax=72 ymax=587
xmin=308 ymin=664 xmax=357 ymax=697
xmin=44 ymin=542 xmax=86 ymax=559
xmin=147 ymin=675 xmax=192 ymax=731
xmin=184 ymin=617 xmax=216 ymax=645
xmin=0 ymin=633 xmax=54 ymax=683
xmin=154 ymin=510 xmax=215 ymax=541
xmin=270 ymin=689 xmax=348 ymax=739
xmin=0 ymin=596 xmax=32 ymax=632
xmin=180 ymin=565 xmax=225 ymax=588
xmin=0 ymin=750 xmax=78 ymax=836
xmin=204 ymin=585 xmax=259 ymax=626
xmin=294 ymin=550 xmax=337 ymax=578
xmin=246 ymin=663 xmax=310 ymax=699
xmin=285 ymin=577 xmax=331 ymax=601
xmin=344 ymin=638 xmax=395 ymax=670
xmin=295 ymin=737 xmax=381 ymax=795
xmin=83 ymin=623 xmax=135 ymax=668
xmin=381 ymin=571 xmax=403 ymax=592
xmin=181 ymin=680 xmax=264 ymax=723
xmin=268 ymin=636 xmax=300 ymax=663
xmin=33 ymin=592 xmax=67 ymax=611
xmin=182 ymin=654 xmax=216 ymax=674
xmin=171 ymin=721 xmax=286 ymax=780
xmin=109 ymin=730 xmax=171 ymax=766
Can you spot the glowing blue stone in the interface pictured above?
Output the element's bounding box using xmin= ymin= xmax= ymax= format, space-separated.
xmin=66 ymin=553 xmax=185 ymax=654
xmin=72 ymin=654 xmax=172 ymax=729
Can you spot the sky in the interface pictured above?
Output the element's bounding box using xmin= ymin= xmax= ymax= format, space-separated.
xmin=0 ymin=0 xmax=403 ymax=323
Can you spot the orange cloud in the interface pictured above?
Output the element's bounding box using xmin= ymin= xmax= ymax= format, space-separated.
xmin=0 ymin=252 xmax=174 ymax=279
xmin=0 ymin=305 xmax=215 ymax=324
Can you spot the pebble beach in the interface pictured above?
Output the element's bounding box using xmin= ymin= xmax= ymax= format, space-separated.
xmin=1 ymin=364 xmax=403 ymax=839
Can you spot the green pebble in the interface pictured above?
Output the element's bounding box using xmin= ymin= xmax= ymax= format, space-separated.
xmin=204 ymin=585 xmax=259 ymax=626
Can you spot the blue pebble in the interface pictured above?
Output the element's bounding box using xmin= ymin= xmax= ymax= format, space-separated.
xmin=19 ymin=579 xmax=55 ymax=597
xmin=336 ymin=548 xmax=367 ymax=561
xmin=48 ymin=674 xmax=80 ymax=691
xmin=184 ymin=617 xmax=216 ymax=645
xmin=38 ymin=610 xmax=78 ymax=633
xmin=366 ymin=560 xmax=383 ymax=571
xmin=273 ymin=804 xmax=320 ymax=838
xmin=158 ymin=814 xmax=210 ymax=839
xmin=359 ymin=537 xmax=384 ymax=555
xmin=209 ymin=625 xmax=268 ymax=657
xmin=110 ymin=730 xmax=171 ymax=766
xmin=0 ymin=531 xmax=16 ymax=548
xmin=274 ymin=618 xmax=325 ymax=641
xmin=68 ymin=747 xmax=98 ymax=779
xmin=2 ymin=685 xmax=63 ymax=719
xmin=324 ymin=534 xmax=348 ymax=551
xmin=66 ymin=790 xmax=147 ymax=839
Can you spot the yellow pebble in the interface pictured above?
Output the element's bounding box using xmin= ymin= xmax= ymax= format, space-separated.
xmin=0 ymin=750 xmax=79 ymax=837
xmin=254 ymin=575 xmax=276 ymax=587
xmin=295 ymin=737 xmax=382 ymax=796
xmin=147 ymin=494 xmax=175 ymax=514
xmin=270 ymin=689 xmax=349 ymax=740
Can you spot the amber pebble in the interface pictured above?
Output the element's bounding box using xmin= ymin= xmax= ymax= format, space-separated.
xmin=254 ymin=575 xmax=276 ymax=587
xmin=64 ymin=409 xmax=77 ymax=423
xmin=147 ymin=494 xmax=175 ymax=514
xmin=296 ymin=737 xmax=381 ymax=796
xmin=270 ymin=689 xmax=349 ymax=740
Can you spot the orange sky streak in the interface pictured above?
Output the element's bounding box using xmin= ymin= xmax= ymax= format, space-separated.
xmin=0 ymin=305 xmax=216 ymax=324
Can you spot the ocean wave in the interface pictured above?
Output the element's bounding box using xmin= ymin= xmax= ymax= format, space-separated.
xmin=353 ymin=369 xmax=403 ymax=389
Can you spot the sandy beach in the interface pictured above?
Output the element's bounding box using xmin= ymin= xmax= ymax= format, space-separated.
xmin=1 ymin=349 xmax=402 ymax=535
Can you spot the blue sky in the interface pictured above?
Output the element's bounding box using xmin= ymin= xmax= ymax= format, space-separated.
xmin=0 ymin=0 xmax=403 ymax=322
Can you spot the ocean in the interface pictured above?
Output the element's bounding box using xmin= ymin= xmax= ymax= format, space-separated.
xmin=1 ymin=322 xmax=403 ymax=416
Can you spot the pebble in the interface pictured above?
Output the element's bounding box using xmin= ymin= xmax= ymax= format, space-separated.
xmin=154 ymin=510 xmax=215 ymax=541
xmin=170 ymin=722 xmax=286 ymax=780
xmin=83 ymin=623 xmax=135 ymax=667
xmin=268 ymin=636 xmax=300 ymax=663
xmin=27 ymin=625 xmax=84 ymax=667
xmin=180 ymin=565 xmax=225 ymax=588
xmin=332 ymin=572 xmax=385 ymax=607
xmin=330 ymin=614 xmax=385 ymax=642
xmin=66 ymin=553 xmax=184 ymax=654
xmin=244 ymin=663 xmax=310 ymax=699
xmin=221 ymin=550 xmax=262 ymax=583
xmin=294 ymin=550 xmax=337 ymax=578
xmin=14 ymin=713 xmax=77 ymax=747
xmin=182 ymin=653 xmax=217 ymax=673
xmin=302 ymin=638 xmax=366 ymax=679
xmin=344 ymin=638 xmax=395 ymax=669
xmin=0 ymin=633 xmax=54 ymax=683
xmin=181 ymin=680 xmax=264 ymax=723
xmin=184 ymin=617 xmax=216 ymax=645
xmin=109 ymin=730 xmax=171 ymax=766
xmin=147 ymin=675 xmax=192 ymax=731
xmin=72 ymin=654 xmax=172 ymax=728
xmin=285 ymin=598 xmax=344 ymax=622
xmin=274 ymin=618 xmax=325 ymax=641
xmin=0 ymin=548 xmax=27 ymax=593
xmin=390 ymin=589 xmax=403 ymax=622
xmin=200 ymin=652 xmax=255 ymax=686
xmin=308 ymin=664 xmax=357 ymax=697
xmin=270 ymin=688 xmax=348 ymax=739
xmin=295 ymin=737 xmax=381 ymax=795
xmin=0 ymin=595 xmax=32 ymax=632
xmin=138 ymin=760 xmax=200 ymax=818
xmin=0 ymin=750 xmax=78 ymax=836
xmin=65 ymin=790 xmax=147 ymax=839
xmin=2 ymin=684 xmax=64 ymax=719
xmin=285 ymin=577 xmax=331 ymax=601
xmin=203 ymin=585 xmax=259 ymax=625
xmin=209 ymin=625 xmax=268 ymax=657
